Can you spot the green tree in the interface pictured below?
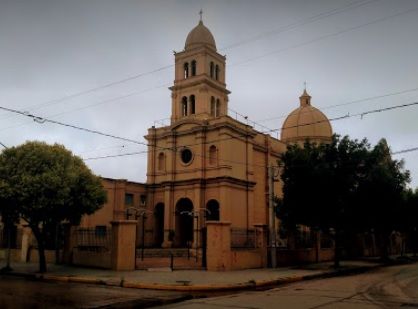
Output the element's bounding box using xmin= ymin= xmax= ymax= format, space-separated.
xmin=278 ymin=135 xmax=370 ymax=267
xmin=356 ymin=139 xmax=410 ymax=260
xmin=0 ymin=141 xmax=106 ymax=272
xmin=278 ymin=136 xmax=411 ymax=265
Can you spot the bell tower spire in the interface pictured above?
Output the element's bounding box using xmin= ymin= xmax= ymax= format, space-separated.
xmin=169 ymin=17 xmax=230 ymax=123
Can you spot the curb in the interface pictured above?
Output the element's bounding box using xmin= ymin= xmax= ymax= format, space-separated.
xmin=2 ymin=263 xmax=390 ymax=292
xmin=122 ymin=280 xmax=255 ymax=292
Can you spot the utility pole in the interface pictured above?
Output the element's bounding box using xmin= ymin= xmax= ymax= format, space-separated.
xmin=268 ymin=165 xmax=277 ymax=268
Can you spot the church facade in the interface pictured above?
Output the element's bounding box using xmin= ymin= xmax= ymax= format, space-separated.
xmin=142 ymin=19 xmax=332 ymax=251
xmin=76 ymin=19 xmax=334 ymax=268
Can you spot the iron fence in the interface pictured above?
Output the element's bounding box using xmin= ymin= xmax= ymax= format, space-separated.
xmin=295 ymin=231 xmax=314 ymax=249
xmin=320 ymin=233 xmax=334 ymax=249
xmin=74 ymin=227 xmax=112 ymax=252
xmin=231 ymin=228 xmax=256 ymax=248
xmin=0 ymin=224 xmax=20 ymax=249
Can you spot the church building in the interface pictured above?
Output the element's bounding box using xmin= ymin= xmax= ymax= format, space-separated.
xmin=76 ymin=17 xmax=334 ymax=271
xmin=142 ymin=18 xmax=332 ymax=250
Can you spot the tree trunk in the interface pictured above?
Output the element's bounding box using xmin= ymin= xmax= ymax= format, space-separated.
xmin=55 ymin=223 xmax=60 ymax=264
xmin=38 ymin=240 xmax=47 ymax=273
xmin=32 ymin=226 xmax=47 ymax=273
xmin=4 ymin=220 xmax=12 ymax=271
xmin=334 ymin=231 xmax=340 ymax=268
xmin=379 ymin=232 xmax=390 ymax=262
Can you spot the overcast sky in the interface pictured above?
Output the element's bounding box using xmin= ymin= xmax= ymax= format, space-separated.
xmin=1 ymin=0 xmax=418 ymax=187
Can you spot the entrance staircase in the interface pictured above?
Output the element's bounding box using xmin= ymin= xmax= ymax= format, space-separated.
xmin=135 ymin=248 xmax=204 ymax=270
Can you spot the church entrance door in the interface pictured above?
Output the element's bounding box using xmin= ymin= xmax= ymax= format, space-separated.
xmin=175 ymin=198 xmax=194 ymax=247
xmin=154 ymin=203 xmax=164 ymax=247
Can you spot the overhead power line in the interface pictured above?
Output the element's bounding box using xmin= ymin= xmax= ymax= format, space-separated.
xmin=0 ymin=105 xmax=147 ymax=147
xmin=2 ymin=101 xmax=418 ymax=148
xmin=221 ymin=0 xmax=380 ymax=51
xmin=257 ymin=86 xmax=418 ymax=123
xmin=84 ymin=150 xmax=148 ymax=161
xmin=231 ymin=6 xmax=418 ymax=68
xmin=392 ymin=147 xmax=418 ymax=155
xmin=0 ymin=65 xmax=173 ymax=122
xmin=263 ymin=101 xmax=418 ymax=134
xmin=2 ymin=100 xmax=418 ymax=168
xmin=0 ymin=0 xmax=385 ymax=122
xmin=228 ymin=107 xmax=274 ymax=133
xmin=0 ymin=83 xmax=170 ymax=134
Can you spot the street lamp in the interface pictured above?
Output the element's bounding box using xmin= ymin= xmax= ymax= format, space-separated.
xmin=179 ymin=210 xmax=195 ymax=260
xmin=269 ymin=164 xmax=281 ymax=268
xmin=180 ymin=208 xmax=211 ymax=262
xmin=125 ymin=207 xmax=152 ymax=260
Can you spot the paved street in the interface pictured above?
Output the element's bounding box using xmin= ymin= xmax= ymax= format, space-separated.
xmin=159 ymin=263 xmax=418 ymax=309
xmin=0 ymin=275 xmax=189 ymax=309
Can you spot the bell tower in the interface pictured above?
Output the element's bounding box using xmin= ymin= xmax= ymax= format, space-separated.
xmin=170 ymin=16 xmax=230 ymax=123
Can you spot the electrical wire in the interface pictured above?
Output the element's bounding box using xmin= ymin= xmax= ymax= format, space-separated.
xmin=220 ymin=0 xmax=380 ymax=51
xmin=0 ymin=83 xmax=171 ymax=133
xmin=256 ymin=86 xmax=418 ymax=123
xmin=262 ymin=101 xmax=418 ymax=134
xmin=2 ymin=100 xmax=418 ymax=168
xmin=392 ymin=147 xmax=418 ymax=155
xmin=0 ymin=0 xmax=385 ymax=122
xmin=230 ymin=6 xmax=418 ymax=68
xmin=0 ymin=105 xmax=147 ymax=146
xmin=84 ymin=150 xmax=148 ymax=161
xmin=0 ymin=65 xmax=173 ymax=122
xmin=2 ymin=101 xmax=418 ymax=149
xmin=228 ymin=107 xmax=274 ymax=132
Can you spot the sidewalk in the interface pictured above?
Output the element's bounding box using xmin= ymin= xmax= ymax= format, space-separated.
xmin=1 ymin=260 xmax=385 ymax=292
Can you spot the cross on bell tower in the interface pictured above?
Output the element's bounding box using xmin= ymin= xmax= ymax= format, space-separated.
xmin=169 ymin=16 xmax=230 ymax=123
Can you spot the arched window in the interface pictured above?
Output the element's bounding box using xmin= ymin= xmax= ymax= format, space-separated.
xmin=182 ymin=96 xmax=188 ymax=116
xmin=209 ymin=145 xmax=217 ymax=165
xmin=191 ymin=60 xmax=197 ymax=76
xmin=210 ymin=96 xmax=215 ymax=117
xmin=183 ymin=63 xmax=189 ymax=79
xmin=158 ymin=152 xmax=165 ymax=171
xmin=216 ymin=99 xmax=221 ymax=117
xmin=190 ymin=95 xmax=195 ymax=114
xmin=210 ymin=62 xmax=214 ymax=78
xmin=215 ymin=65 xmax=219 ymax=80
xmin=206 ymin=199 xmax=220 ymax=221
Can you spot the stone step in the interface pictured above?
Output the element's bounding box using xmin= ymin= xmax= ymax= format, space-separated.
xmin=136 ymin=256 xmax=204 ymax=270
xmin=136 ymin=248 xmax=199 ymax=258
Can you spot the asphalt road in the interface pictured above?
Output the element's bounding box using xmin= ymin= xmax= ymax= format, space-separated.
xmin=0 ymin=275 xmax=189 ymax=309
xmin=159 ymin=263 xmax=418 ymax=309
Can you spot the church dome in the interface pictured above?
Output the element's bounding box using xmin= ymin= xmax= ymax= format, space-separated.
xmin=185 ymin=20 xmax=217 ymax=51
xmin=281 ymin=90 xmax=332 ymax=143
